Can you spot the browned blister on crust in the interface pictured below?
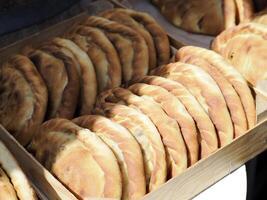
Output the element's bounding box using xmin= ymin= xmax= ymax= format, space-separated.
xmin=29 ymin=118 xmax=122 ymax=199
xmin=100 ymin=10 xmax=157 ymax=69
xmin=129 ymin=83 xmax=199 ymax=165
xmin=94 ymin=100 xmax=167 ymax=192
xmin=153 ymin=63 xmax=234 ymax=147
xmin=0 ymin=55 xmax=47 ymax=146
xmin=82 ymin=16 xmax=149 ymax=83
xmin=69 ymin=26 xmax=121 ymax=92
xmin=97 ymin=87 xmax=187 ymax=179
xmin=139 ymin=75 xmax=218 ymax=158
xmin=176 ymin=46 xmax=248 ymax=137
xmin=73 ymin=115 xmax=146 ymax=199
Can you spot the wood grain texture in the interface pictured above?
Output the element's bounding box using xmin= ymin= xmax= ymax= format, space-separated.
xmin=143 ymin=117 xmax=267 ymax=200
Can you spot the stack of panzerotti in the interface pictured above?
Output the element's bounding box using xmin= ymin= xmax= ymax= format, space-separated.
xmin=0 ymin=8 xmax=171 ymax=146
xmin=0 ymin=141 xmax=37 ymax=200
xmin=151 ymin=0 xmax=254 ymax=35
xmin=212 ymin=10 xmax=267 ymax=86
xmin=28 ymin=45 xmax=255 ymax=199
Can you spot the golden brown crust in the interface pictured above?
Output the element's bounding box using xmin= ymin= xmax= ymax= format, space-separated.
xmin=182 ymin=46 xmax=256 ymax=129
xmin=224 ymin=0 xmax=237 ymax=28
xmin=212 ymin=23 xmax=267 ymax=86
xmin=176 ymin=46 xmax=248 ymax=137
xmin=29 ymin=118 xmax=122 ymax=199
xmin=0 ymin=167 xmax=18 ymax=200
xmin=95 ymin=101 xmax=167 ymax=192
xmin=235 ymin=0 xmax=254 ymax=22
xmin=0 ymin=141 xmax=37 ymax=200
xmin=73 ymin=115 xmax=146 ymax=199
xmin=100 ymin=10 xmax=157 ymax=69
xmin=83 ymin=16 xmax=149 ymax=83
xmin=0 ymin=55 xmax=47 ymax=146
xmin=69 ymin=26 xmax=121 ymax=92
xmin=51 ymin=37 xmax=97 ymax=115
xmin=25 ymin=45 xmax=79 ymax=119
xmin=106 ymin=8 xmax=170 ymax=66
xmin=129 ymin=83 xmax=199 ymax=165
xmin=152 ymin=0 xmax=224 ymax=35
xmin=98 ymin=87 xmax=187 ymax=178
xmin=153 ymin=63 xmax=234 ymax=147
xmin=139 ymin=75 xmax=218 ymax=158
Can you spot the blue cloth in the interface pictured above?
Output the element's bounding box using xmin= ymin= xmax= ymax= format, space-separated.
xmin=0 ymin=0 xmax=79 ymax=35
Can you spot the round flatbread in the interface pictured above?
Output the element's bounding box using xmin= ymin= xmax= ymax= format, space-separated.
xmin=69 ymin=26 xmax=121 ymax=92
xmin=95 ymin=101 xmax=167 ymax=192
xmin=176 ymin=46 xmax=248 ymax=137
xmin=139 ymin=75 xmax=218 ymax=158
xmin=0 ymin=141 xmax=37 ymax=200
xmin=100 ymin=10 xmax=157 ymax=69
xmin=212 ymin=22 xmax=267 ymax=86
xmin=153 ymin=63 xmax=234 ymax=147
xmin=103 ymin=8 xmax=170 ymax=66
xmin=0 ymin=55 xmax=47 ymax=145
xmin=29 ymin=119 xmax=122 ymax=199
xmin=195 ymin=45 xmax=256 ymax=129
xmin=97 ymin=87 xmax=187 ymax=178
xmin=24 ymin=46 xmax=79 ymax=119
xmin=51 ymin=37 xmax=97 ymax=115
xmin=129 ymin=83 xmax=199 ymax=165
xmin=73 ymin=115 xmax=146 ymax=199
xmin=82 ymin=16 xmax=149 ymax=83
xmin=235 ymin=0 xmax=254 ymax=22
xmin=0 ymin=167 xmax=18 ymax=200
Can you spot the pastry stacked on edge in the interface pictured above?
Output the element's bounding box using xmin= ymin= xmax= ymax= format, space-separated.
xmin=151 ymin=0 xmax=254 ymax=35
xmin=0 ymin=7 xmax=257 ymax=200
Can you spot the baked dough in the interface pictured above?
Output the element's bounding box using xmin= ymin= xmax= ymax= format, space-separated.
xmin=0 ymin=141 xmax=37 ymax=200
xmin=101 ymin=8 xmax=170 ymax=66
xmin=179 ymin=46 xmax=256 ymax=129
xmin=51 ymin=37 xmax=97 ymax=115
xmin=29 ymin=119 xmax=122 ymax=199
xmin=69 ymin=26 xmax=121 ymax=92
xmin=176 ymin=46 xmax=247 ymax=137
xmin=95 ymin=101 xmax=167 ymax=191
xmin=151 ymin=0 xmax=254 ymax=35
xmin=24 ymin=46 xmax=79 ymax=119
xmin=235 ymin=0 xmax=254 ymax=22
xmin=0 ymin=55 xmax=47 ymax=145
xmin=97 ymin=87 xmax=187 ymax=178
xmin=212 ymin=22 xmax=267 ymax=87
xmin=153 ymin=63 xmax=234 ymax=147
xmin=139 ymin=75 xmax=218 ymax=158
xmin=129 ymin=83 xmax=199 ymax=165
xmin=0 ymin=167 xmax=18 ymax=200
xmin=100 ymin=10 xmax=157 ymax=69
xmin=73 ymin=115 xmax=146 ymax=199
xmin=151 ymin=0 xmax=224 ymax=35
xmin=82 ymin=16 xmax=149 ymax=83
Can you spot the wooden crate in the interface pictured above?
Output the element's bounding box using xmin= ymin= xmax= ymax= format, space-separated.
xmin=0 ymin=1 xmax=267 ymax=199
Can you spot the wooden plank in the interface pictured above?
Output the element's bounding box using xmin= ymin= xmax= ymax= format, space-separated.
xmin=0 ymin=125 xmax=78 ymax=200
xmin=143 ymin=117 xmax=267 ymax=200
